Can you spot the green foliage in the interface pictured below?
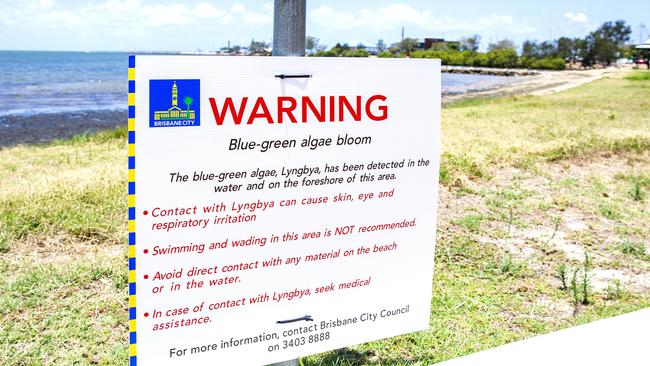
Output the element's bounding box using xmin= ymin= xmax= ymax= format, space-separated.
xmin=488 ymin=39 xmax=517 ymax=52
xmin=454 ymin=214 xmax=484 ymax=232
xmin=560 ymin=254 xmax=593 ymax=311
xmin=305 ymin=36 xmax=319 ymax=52
xmin=397 ymin=37 xmax=420 ymax=53
xmin=439 ymin=152 xmax=486 ymax=186
xmin=557 ymin=263 xmax=568 ymax=290
xmin=581 ymin=20 xmax=632 ymax=66
xmin=606 ymin=279 xmax=624 ymax=300
xmin=377 ymin=50 xmax=393 ymax=58
xmin=520 ymin=57 xmax=566 ymax=70
xmin=625 ymin=72 xmax=650 ymax=81
xmin=183 ymin=96 xmax=193 ymax=111
xmin=310 ymin=48 xmax=369 ymax=58
xmin=598 ymin=201 xmax=621 ymax=220
xmin=341 ymin=49 xmax=369 ymax=57
xmin=460 ymin=35 xmax=481 ymax=52
xmin=310 ymin=50 xmax=338 ymax=57
xmin=571 ymin=267 xmax=581 ymax=306
xmin=629 ymin=180 xmax=646 ymax=201
xmin=617 ymin=239 xmax=647 ymax=257
xmin=409 ymin=48 xmax=565 ymax=70
xmin=582 ymin=253 xmax=591 ymax=305
xmin=499 ymin=254 xmax=525 ymax=276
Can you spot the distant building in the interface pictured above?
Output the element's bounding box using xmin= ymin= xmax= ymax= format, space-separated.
xmin=423 ymin=38 xmax=445 ymax=49
xmin=421 ymin=38 xmax=461 ymax=50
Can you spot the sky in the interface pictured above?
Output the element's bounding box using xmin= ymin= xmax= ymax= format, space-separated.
xmin=0 ymin=0 xmax=648 ymax=52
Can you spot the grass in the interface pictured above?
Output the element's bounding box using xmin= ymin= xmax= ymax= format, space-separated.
xmin=625 ymin=72 xmax=650 ymax=81
xmin=441 ymin=71 xmax=650 ymax=185
xmin=617 ymin=239 xmax=647 ymax=257
xmin=1 ymin=71 xmax=650 ymax=365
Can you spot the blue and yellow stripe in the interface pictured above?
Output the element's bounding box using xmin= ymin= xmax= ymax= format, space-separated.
xmin=127 ymin=54 xmax=137 ymax=366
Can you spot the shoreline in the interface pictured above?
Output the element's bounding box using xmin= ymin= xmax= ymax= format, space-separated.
xmin=0 ymin=110 xmax=126 ymax=147
xmin=0 ymin=67 xmax=630 ymax=147
xmin=442 ymin=67 xmax=624 ymax=103
xmin=442 ymin=65 xmax=541 ymax=76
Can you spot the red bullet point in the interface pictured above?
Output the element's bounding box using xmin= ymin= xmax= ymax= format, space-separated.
xmin=144 ymin=274 xmax=149 ymax=279
xmin=143 ymin=249 xmax=149 ymax=254
xmin=143 ymin=210 xmax=148 ymax=215
xmin=144 ymin=312 xmax=149 ymax=317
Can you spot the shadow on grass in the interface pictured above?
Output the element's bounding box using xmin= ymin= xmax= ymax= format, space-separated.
xmin=302 ymin=348 xmax=374 ymax=366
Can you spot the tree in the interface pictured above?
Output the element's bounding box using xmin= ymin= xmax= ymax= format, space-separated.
xmin=556 ymin=37 xmax=575 ymax=60
xmin=537 ymin=41 xmax=557 ymax=58
xmin=398 ymin=37 xmax=420 ymax=53
xmin=377 ymin=39 xmax=386 ymax=52
xmin=306 ymin=36 xmax=319 ymax=53
xmin=249 ymin=39 xmax=269 ymax=55
xmin=183 ymin=96 xmax=193 ymax=112
xmin=574 ymin=38 xmax=588 ymax=63
xmin=521 ymin=40 xmax=538 ymax=58
xmin=330 ymin=42 xmax=351 ymax=56
xmin=460 ymin=35 xmax=481 ymax=52
xmin=488 ymin=39 xmax=516 ymax=51
xmin=582 ymin=20 xmax=632 ymax=66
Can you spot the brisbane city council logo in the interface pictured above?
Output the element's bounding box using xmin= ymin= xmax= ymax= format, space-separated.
xmin=149 ymin=79 xmax=200 ymax=127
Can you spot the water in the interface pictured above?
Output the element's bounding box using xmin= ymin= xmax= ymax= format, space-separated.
xmin=0 ymin=51 xmax=520 ymax=118
xmin=0 ymin=51 xmax=125 ymax=117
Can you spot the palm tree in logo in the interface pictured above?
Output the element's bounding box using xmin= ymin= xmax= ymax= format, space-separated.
xmin=183 ymin=96 xmax=194 ymax=115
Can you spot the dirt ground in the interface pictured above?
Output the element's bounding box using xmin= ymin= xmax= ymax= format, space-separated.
xmin=439 ymin=150 xmax=650 ymax=296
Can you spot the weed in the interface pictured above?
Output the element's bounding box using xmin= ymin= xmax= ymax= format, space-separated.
xmin=556 ymin=263 xmax=568 ymax=290
xmin=454 ymin=214 xmax=484 ymax=233
xmin=440 ymin=152 xmax=486 ymax=186
xmin=629 ymin=180 xmax=646 ymax=201
xmin=598 ymin=201 xmax=621 ymax=220
xmin=507 ymin=206 xmax=514 ymax=238
xmin=0 ymin=230 xmax=9 ymax=253
xmin=571 ymin=267 xmax=580 ymax=309
xmin=543 ymin=217 xmax=561 ymax=247
xmin=617 ymin=239 xmax=646 ymax=257
xmin=581 ymin=253 xmax=591 ymax=305
xmin=499 ymin=254 xmax=524 ymax=276
xmin=606 ymin=279 xmax=624 ymax=300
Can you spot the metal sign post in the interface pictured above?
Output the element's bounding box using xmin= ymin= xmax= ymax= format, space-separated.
xmin=268 ymin=1 xmax=305 ymax=365
xmin=272 ymin=0 xmax=306 ymax=56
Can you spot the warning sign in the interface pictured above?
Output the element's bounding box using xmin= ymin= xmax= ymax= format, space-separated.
xmin=128 ymin=56 xmax=441 ymax=365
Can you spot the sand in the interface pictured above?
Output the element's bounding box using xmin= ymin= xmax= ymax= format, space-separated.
xmin=442 ymin=67 xmax=624 ymax=103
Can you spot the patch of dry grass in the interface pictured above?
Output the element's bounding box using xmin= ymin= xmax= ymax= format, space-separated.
xmin=441 ymin=71 xmax=650 ymax=184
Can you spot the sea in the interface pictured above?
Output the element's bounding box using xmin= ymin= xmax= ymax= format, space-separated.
xmin=0 ymin=50 xmax=520 ymax=119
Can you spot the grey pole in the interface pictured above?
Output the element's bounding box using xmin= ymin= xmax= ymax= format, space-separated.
xmin=267 ymin=2 xmax=305 ymax=365
xmin=272 ymin=0 xmax=306 ymax=56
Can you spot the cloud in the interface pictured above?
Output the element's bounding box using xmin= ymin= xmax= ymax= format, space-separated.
xmin=310 ymin=4 xmax=534 ymax=34
xmin=230 ymin=2 xmax=272 ymax=26
xmin=2 ymin=0 xmax=268 ymax=32
xmin=564 ymin=12 xmax=588 ymax=23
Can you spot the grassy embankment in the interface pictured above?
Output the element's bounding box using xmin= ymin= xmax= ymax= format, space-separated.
xmin=1 ymin=71 xmax=649 ymax=365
